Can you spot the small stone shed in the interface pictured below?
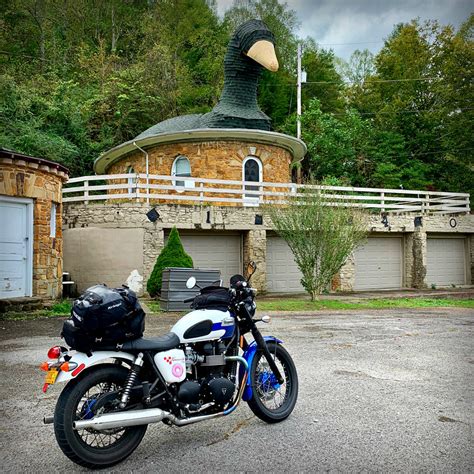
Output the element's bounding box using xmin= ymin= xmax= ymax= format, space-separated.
xmin=0 ymin=149 xmax=68 ymax=299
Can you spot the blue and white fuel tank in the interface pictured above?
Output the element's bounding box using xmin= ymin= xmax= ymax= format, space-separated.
xmin=171 ymin=309 xmax=235 ymax=343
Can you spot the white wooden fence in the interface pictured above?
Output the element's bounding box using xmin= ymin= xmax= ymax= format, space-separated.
xmin=62 ymin=173 xmax=470 ymax=215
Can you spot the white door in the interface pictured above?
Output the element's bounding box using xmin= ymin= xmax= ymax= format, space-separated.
xmin=178 ymin=233 xmax=242 ymax=286
xmin=354 ymin=237 xmax=403 ymax=290
xmin=266 ymin=235 xmax=304 ymax=293
xmin=0 ymin=197 xmax=33 ymax=298
xmin=426 ymin=238 xmax=466 ymax=286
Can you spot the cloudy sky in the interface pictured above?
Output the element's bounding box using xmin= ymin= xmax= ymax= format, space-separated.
xmin=216 ymin=0 xmax=472 ymax=59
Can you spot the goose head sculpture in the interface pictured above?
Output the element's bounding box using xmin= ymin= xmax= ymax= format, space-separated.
xmin=135 ymin=19 xmax=279 ymax=138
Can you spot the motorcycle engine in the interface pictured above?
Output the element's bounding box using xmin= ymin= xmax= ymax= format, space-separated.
xmin=178 ymin=342 xmax=236 ymax=407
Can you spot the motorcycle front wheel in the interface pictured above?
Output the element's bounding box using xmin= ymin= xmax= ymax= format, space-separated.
xmin=54 ymin=364 xmax=147 ymax=469
xmin=247 ymin=342 xmax=298 ymax=423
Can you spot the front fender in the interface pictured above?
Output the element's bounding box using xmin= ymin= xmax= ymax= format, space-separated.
xmin=241 ymin=336 xmax=283 ymax=402
xmin=55 ymin=351 xmax=135 ymax=384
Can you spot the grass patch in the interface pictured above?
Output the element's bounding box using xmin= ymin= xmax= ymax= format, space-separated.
xmin=144 ymin=301 xmax=162 ymax=314
xmin=0 ymin=300 xmax=72 ymax=321
xmin=257 ymin=297 xmax=474 ymax=312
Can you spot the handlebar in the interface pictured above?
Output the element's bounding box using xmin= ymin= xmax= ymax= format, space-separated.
xmin=183 ymin=297 xmax=195 ymax=303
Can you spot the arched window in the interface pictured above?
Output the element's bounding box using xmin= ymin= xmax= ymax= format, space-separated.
xmin=127 ymin=166 xmax=136 ymax=195
xmin=243 ymin=156 xmax=262 ymax=205
xmin=172 ymin=155 xmax=193 ymax=190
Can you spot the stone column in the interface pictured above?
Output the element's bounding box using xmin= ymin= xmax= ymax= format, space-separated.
xmin=243 ymin=230 xmax=266 ymax=293
xmin=338 ymin=254 xmax=355 ymax=291
xmin=143 ymin=225 xmax=164 ymax=283
xmin=411 ymin=228 xmax=427 ymax=288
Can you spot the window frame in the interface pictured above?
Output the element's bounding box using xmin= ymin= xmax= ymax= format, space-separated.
xmin=242 ymin=156 xmax=263 ymax=206
xmin=171 ymin=155 xmax=194 ymax=191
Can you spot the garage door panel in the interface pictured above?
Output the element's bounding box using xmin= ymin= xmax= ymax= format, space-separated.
xmin=354 ymin=238 xmax=402 ymax=290
xmin=266 ymin=236 xmax=304 ymax=293
xmin=179 ymin=234 xmax=241 ymax=287
xmin=426 ymin=238 xmax=466 ymax=286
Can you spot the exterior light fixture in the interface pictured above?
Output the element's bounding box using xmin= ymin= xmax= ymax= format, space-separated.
xmin=414 ymin=216 xmax=423 ymax=227
xmin=146 ymin=208 xmax=160 ymax=222
xmin=255 ymin=214 xmax=263 ymax=225
xmin=381 ymin=212 xmax=389 ymax=228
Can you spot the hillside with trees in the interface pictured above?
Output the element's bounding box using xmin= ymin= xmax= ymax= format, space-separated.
xmin=1 ymin=0 xmax=472 ymax=196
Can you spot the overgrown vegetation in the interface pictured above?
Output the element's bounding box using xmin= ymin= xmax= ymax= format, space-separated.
xmin=146 ymin=227 xmax=193 ymax=297
xmin=0 ymin=1 xmax=472 ymax=197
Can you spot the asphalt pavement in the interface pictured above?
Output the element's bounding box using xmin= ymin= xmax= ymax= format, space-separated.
xmin=0 ymin=308 xmax=473 ymax=472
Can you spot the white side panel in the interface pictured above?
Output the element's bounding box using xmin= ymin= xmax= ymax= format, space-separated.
xmin=266 ymin=235 xmax=304 ymax=293
xmin=426 ymin=238 xmax=466 ymax=286
xmin=354 ymin=237 xmax=403 ymax=290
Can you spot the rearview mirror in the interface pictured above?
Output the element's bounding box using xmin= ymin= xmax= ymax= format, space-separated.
xmin=185 ymin=276 xmax=197 ymax=289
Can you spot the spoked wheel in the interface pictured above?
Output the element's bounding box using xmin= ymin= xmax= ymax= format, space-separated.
xmin=54 ymin=365 xmax=147 ymax=469
xmin=247 ymin=342 xmax=298 ymax=423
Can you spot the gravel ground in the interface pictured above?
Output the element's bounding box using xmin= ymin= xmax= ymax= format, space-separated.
xmin=0 ymin=308 xmax=473 ymax=472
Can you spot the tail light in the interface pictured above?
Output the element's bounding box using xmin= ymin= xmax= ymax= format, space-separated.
xmin=47 ymin=346 xmax=62 ymax=359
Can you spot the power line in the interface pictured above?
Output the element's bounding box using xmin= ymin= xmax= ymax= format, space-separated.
xmin=317 ymin=40 xmax=385 ymax=46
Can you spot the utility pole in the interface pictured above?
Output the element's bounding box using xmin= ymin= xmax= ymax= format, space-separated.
xmin=297 ymin=43 xmax=302 ymax=140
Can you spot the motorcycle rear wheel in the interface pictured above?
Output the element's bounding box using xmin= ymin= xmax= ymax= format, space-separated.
xmin=247 ymin=342 xmax=298 ymax=423
xmin=54 ymin=365 xmax=147 ymax=469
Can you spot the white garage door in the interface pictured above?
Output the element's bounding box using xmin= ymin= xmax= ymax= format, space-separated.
xmin=266 ymin=235 xmax=304 ymax=293
xmin=179 ymin=233 xmax=242 ymax=287
xmin=0 ymin=197 xmax=33 ymax=298
xmin=426 ymin=238 xmax=466 ymax=286
xmin=354 ymin=237 xmax=402 ymax=290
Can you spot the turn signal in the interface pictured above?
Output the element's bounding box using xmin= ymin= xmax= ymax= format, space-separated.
xmin=39 ymin=362 xmax=49 ymax=372
xmin=47 ymin=346 xmax=61 ymax=359
xmin=60 ymin=362 xmax=70 ymax=372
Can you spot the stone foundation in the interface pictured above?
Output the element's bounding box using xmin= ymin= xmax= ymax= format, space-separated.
xmin=63 ymin=202 xmax=474 ymax=295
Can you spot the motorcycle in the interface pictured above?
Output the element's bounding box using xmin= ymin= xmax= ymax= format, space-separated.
xmin=40 ymin=262 xmax=298 ymax=469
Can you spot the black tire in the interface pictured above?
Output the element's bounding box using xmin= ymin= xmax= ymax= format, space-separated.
xmin=54 ymin=365 xmax=147 ymax=469
xmin=247 ymin=342 xmax=298 ymax=423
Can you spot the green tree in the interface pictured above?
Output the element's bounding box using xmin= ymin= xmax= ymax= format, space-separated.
xmin=266 ymin=184 xmax=367 ymax=300
xmin=146 ymin=227 xmax=194 ymax=297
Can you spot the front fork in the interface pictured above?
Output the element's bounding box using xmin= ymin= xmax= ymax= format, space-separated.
xmin=250 ymin=326 xmax=284 ymax=384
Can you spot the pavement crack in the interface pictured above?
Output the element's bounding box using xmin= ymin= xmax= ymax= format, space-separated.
xmin=205 ymin=416 xmax=253 ymax=447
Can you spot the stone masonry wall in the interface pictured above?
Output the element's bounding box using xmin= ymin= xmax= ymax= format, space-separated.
xmin=0 ymin=158 xmax=68 ymax=298
xmin=106 ymin=141 xmax=292 ymax=206
xmin=63 ymin=202 xmax=474 ymax=295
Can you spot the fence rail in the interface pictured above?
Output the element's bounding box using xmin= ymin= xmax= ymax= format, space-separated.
xmin=62 ymin=173 xmax=470 ymax=215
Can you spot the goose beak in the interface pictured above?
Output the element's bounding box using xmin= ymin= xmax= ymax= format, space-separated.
xmin=246 ymin=40 xmax=279 ymax=72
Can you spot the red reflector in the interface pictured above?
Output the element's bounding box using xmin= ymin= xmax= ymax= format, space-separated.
xmin=71 ymin=363 xmax=85 ymax=377
xmin=47 ymin=346 xmax=61 ymax=359
xmin=42 ymin=383 xmax=49 ymax=393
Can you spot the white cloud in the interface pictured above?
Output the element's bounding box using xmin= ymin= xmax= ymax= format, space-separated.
xmin=215 ymin=0 xmax=472 ymax=59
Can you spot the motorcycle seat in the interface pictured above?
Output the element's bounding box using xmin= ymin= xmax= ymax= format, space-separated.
xmin=120 ymin=332 xmax=180 ymax=352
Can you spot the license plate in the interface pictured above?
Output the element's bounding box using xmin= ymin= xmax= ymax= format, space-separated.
xmin=44 ymin=369 xmax=59 ymax=385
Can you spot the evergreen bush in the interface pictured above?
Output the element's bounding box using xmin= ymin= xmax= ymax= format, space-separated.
xmin=146 ymin=227 xmax=193 ymax=297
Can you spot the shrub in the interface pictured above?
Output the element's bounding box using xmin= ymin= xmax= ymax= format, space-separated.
xmin=146 ymin=227 xmax=193 ymax=296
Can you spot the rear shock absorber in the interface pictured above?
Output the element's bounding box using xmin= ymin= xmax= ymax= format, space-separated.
xmin=119 ymin=352 xmax=144 ymax=409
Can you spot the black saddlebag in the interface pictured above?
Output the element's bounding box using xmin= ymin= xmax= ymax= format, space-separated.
xmin=61 ymin=284 xmax=145 ymax=353
xmin=191 ymin=286 xmax=231 ymax=312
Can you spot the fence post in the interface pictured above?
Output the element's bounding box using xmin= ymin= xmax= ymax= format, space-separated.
xmin=381 ymin=192 xmax=385 ymax=213
xmin=425 ymin=193 xmax=430 ymax=215
xmin=200 ymin=182 xmax=204 ymax=202
xmin=135 ymin=173 xmax=140 ymax=203
xmin=84 ymin=179 xmax=89 ymax=205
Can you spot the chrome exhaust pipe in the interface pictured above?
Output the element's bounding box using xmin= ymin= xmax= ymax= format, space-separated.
xmin=73 ymin=357 xmax=249 ymax=431
xmin=73 ymin=408 xmax=165 ymax=431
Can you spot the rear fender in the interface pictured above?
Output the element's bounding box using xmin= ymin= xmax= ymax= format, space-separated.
xmin=55 ymin=351 xmax=135 ymax=384
xmin=241 ymin=336 xmax=283 ymax=401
